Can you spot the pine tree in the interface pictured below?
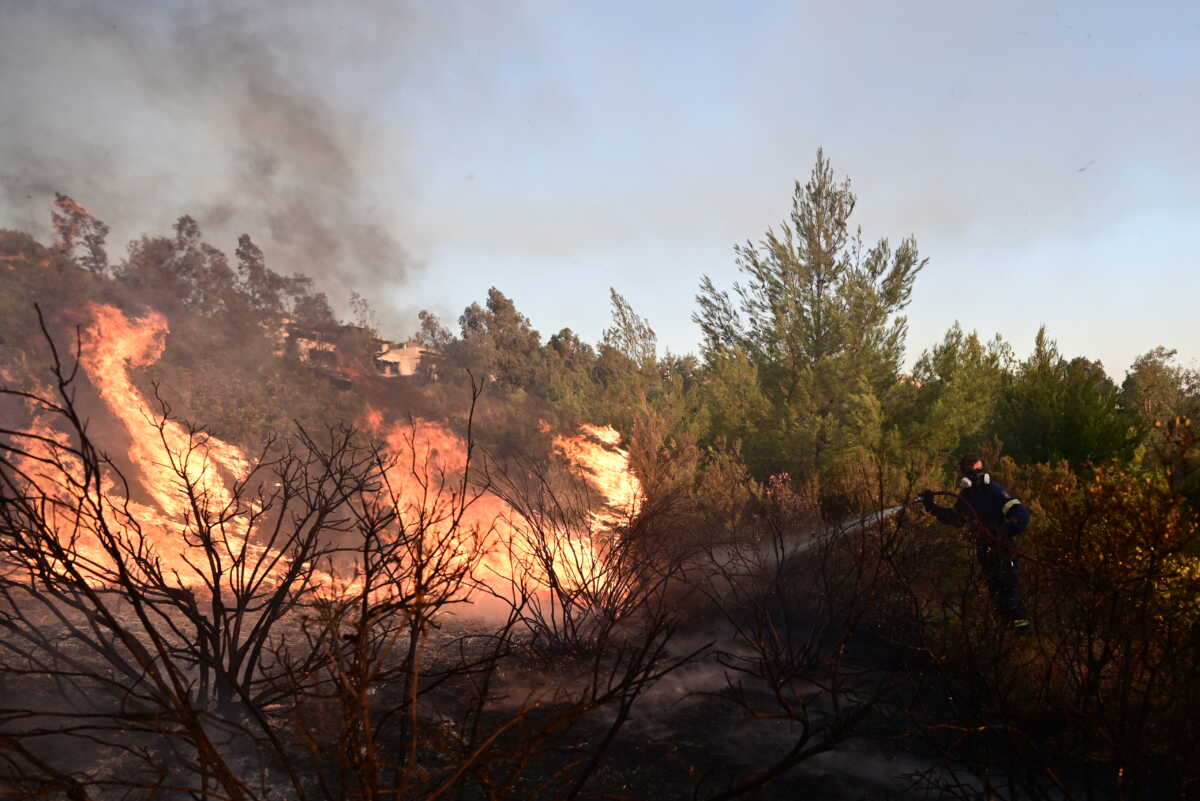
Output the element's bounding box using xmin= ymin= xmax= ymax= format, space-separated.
xmin=995 ymin=327 xmax=1136 ymax=468
xmin=693 ymin=149 xmax=925 ymax=479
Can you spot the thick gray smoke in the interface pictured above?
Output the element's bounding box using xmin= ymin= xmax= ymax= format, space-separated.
xmin=0 ymin=0 xmax=422 ymax=327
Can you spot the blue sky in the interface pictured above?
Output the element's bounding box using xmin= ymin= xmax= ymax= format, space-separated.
xmin=2 ymin=0 xmax=1198 ymax=377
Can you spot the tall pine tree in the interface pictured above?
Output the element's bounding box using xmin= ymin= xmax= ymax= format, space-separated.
xmin=694 ymin=149 xmax=925 ymax=480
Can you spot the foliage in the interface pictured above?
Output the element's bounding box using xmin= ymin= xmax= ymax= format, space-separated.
xmin=540 ymin=327 xmax=597 ymax=418
xmin=1121 ymin=347 xmax=1200 ymax=497
xmin=601 ymin=288 xmax=657 ymax=369
xmin=994 ymin=327 xmax=1137 ymax=469
xmin=1121 ymin=346 xmax=1200 ymax=424
xmin=873 ymin=322 xmax=1013 ymax=492
xmin=51 ymin=193 xmax=110 ymax=275
xmin=451 ymin=286 xmax=545 ymax=390
xmin=412 ymin=309 xmax=454 ymax=349
xmin=692 ymin=347 xmax=774 ymax=473
xmin=693 ymin=149 xmax=925 ymax=487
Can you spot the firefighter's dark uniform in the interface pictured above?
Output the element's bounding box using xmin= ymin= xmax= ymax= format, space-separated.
xmin=924 ymin=481 xmax=1031 ymax=626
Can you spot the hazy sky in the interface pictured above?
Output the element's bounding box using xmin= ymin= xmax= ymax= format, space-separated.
xmin=2 ymin=0 xmax=1197 ymax=376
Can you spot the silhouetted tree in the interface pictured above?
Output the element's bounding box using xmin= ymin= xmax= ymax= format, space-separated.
xmin=236 ymin=233 xmax=288 ymax=318
xmin=413 ymin=309 xmax=455 ymax=349
xmin=51 ymin=192 xmax=109 ymax=275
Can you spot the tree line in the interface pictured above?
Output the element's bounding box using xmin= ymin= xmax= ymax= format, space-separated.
xmin=6 ymin=153 xmax=1198 ymax=507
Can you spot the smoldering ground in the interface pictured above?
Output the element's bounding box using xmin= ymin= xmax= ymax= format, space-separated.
xmin=434 ymin=606 xmax=954 ymax=799
xmin=428 ymin=521 xmax=954 ymax=801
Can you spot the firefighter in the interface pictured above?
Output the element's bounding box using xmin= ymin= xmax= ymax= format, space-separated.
xmin=920 ymin=454 xmax=1032 ymax=631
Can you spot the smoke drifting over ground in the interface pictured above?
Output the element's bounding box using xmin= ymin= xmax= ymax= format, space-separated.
xmin=0 ymin=0 xmax=415 ymax=327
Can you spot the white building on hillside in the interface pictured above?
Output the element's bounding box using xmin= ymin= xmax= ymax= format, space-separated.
xmin=374 ymin=341 xmax=436 ymax=378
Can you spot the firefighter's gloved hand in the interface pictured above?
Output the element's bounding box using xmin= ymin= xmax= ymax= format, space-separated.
xmin=918 ymin=490 xmax=935 ymax=512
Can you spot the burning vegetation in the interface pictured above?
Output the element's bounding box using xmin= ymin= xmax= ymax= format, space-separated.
xmin=2 ymin=166 xmax=1200 ymax=800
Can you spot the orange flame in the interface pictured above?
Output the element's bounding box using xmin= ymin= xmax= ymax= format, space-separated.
xmin=3 ymin=305 xmax=258 ymax=584
xmin=81 ymin=303 xmax=250 ymax=518
xmin=7 ymin=306 xmax=646 ymax=600
xmin=553 ymin=424 xmax=644 ymax=528
xmin=358 ymin=410 xmax=542 ymax=592
xmin=359 ymin=417 xmax=645 ymax=595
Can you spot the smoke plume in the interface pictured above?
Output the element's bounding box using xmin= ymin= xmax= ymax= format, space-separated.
xmin=0 ymin=0 xmax=420 ymax=328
